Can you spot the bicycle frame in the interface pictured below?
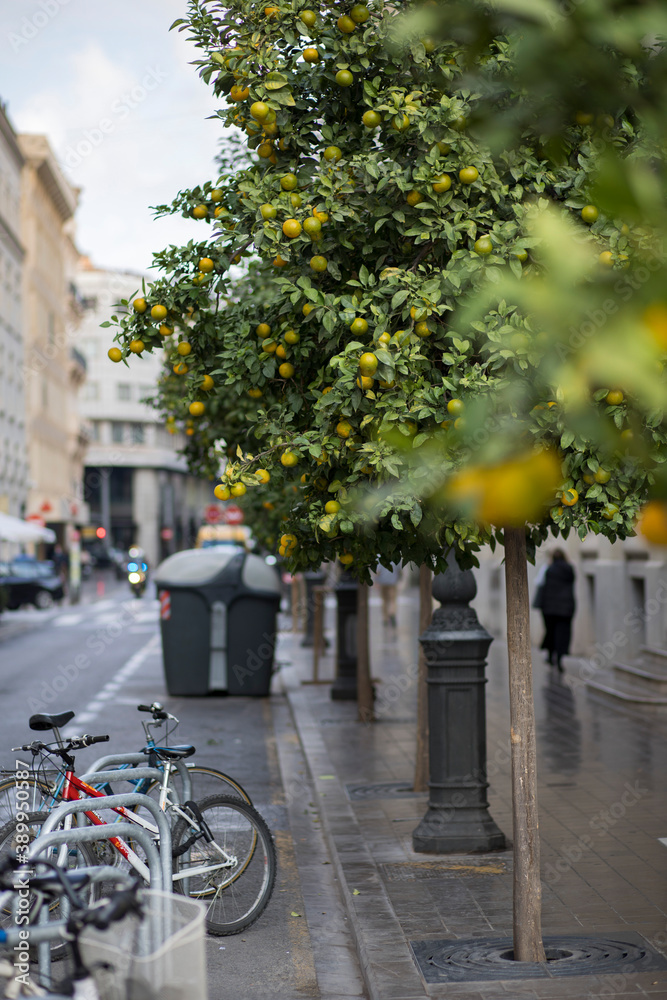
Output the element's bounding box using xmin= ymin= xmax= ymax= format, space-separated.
xmin=57 ymin=765 xmax=236 ymax=885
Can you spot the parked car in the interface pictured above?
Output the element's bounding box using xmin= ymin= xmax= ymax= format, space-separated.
xmin=0 ymin=558 xmax=65 ymax=610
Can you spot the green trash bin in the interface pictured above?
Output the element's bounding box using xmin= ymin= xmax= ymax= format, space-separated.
xmin=154 ymin=547 xmax=281 ymax=696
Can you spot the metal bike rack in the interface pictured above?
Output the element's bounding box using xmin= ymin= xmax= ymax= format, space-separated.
xmin=86 ymin=753 xmax=194 ymax=802
xmin=27 ymin=824 xmax=164 ymax=986
xmin=37 ymin=791 xmax=172 ymax=890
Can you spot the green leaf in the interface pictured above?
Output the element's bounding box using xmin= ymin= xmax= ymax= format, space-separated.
xmin=560 ymin=430 xmax=575 ymax=449
xmin=391 ymin=289 xmax=409 ymax=309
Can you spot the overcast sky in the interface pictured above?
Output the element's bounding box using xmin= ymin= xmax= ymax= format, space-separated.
xmin=0 ymin=0 xmax=223 ymax=274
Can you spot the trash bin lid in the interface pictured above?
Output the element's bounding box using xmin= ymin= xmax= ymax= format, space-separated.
xmin=242 ymin=554 xmax=281 ymax=594
xmin=154 ymin=547 xmax=243 ymax=586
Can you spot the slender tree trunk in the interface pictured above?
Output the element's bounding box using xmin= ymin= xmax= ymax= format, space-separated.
xmin=504 ymin=527 xmax=546 ymax=963
xmin=413 ymin=564 xmax=432 ymax=792
xmin=357 ymin=582 xmax=374 ymax=723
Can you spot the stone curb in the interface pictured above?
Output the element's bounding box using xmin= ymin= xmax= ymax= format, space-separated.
xmin=285 ymin=686 xmax=429 ymax=1000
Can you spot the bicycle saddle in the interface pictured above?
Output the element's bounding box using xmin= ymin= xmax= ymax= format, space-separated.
xmin=29 ymin=711 xmax=75 ymax=731
xmin=147 ymin=744 xmax=196 ymax=761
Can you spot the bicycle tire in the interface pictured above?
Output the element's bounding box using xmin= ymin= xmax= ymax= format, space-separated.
xmin=0 ymin=776 xmax=60 ymax=828
xmin=0 ymin=810 xmax=99 ymax=959
xmin=142 ymin=764 xmax=252 ymax=810
xmin=171 ymin=794 xmax=276 ymax=936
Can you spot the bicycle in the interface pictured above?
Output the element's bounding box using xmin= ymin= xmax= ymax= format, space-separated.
xmin=0 ymin=727 xmax=276 ymax=936
xmin=0 ymin=704 xmax=251 ymax=830
xmin=0 ymin=855 xmax=207 ymax=999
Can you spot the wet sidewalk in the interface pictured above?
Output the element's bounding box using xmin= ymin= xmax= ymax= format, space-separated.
xmin=276 ymin=585 xmax=667 ymax=999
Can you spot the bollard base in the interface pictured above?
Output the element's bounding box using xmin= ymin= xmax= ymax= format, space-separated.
xmin=330 ymin=677 xmax=358 ymax=700
xmin=412 ymin=807 xmax=507 ymax=854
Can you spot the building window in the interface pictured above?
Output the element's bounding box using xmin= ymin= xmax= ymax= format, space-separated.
xmin=111 ymin=422 xmax=125 ymax=443
xmin=131 ymin=423 xmax=145 ymax=445
xmin=83 ymin=381 xmax=99 ymax=401
xmin=88 ymin=421 xmax=100 ymax=441
xmin=117 ymin=384 xmax=131 ymax=401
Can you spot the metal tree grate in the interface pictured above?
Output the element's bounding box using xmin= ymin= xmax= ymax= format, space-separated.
xmin=410 ymin=934 xmax=667 ymax=983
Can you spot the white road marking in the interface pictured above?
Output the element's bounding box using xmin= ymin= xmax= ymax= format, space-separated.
xmin=62 ymin=634 xmax=161 ymax=737
xmin=659 ymin=838 xmax=667 ymax=848
xmin=52 ymin=614 xmax=84 ymax=627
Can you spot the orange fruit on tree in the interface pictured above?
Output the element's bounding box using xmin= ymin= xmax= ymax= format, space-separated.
xmin=350 ymin=3 xmax=369 ymax=21
xmin=415 ymin=321 xmax=431 ymax=337
xmin=637 ymin=501 xmax=667 ymax=544
xmin=193 ymin=204 xmax=208 ymax=219
xmin=303 ymin=216 xmax=322 ymax=239
xmin=581 ymin=204 xmax=599 ymax=224
xmin=279 ymin=362 xmax=295 ymax=378
xmin=310 ymin=255 xmax=328 ymax=272
xmin=595 ymin=468 xmax=611 ymax=483
xmin=325 ymin=500 xmax=341 ymax=514
xmin=391 ymin=113 xmax=410 ymax=132
xmin=432 ymin=174 xmax=452 ymax=193
xmin=276 ymin=344 xmax=287 ymax=360
xmin=260 ymin=203 xmax=277 ymax=220
xmin=256 ymin=469 xmax=271 ymax=484
xmin=132 ymin=297 xmax=147 ymax=313
xmin=599 ymin=251 xmax=614 ymax=267
xmin=108 ymin=347 xmax=122 ymax=363
xmin=262 ymin=339 xmax=278 ymax=353
xmin=281 ymin=450 xmax=299 ymax=467
xmin=561 ymin=488 xmax=579 ymax=506
xmin=257 ymin=142 xmax=273 ymax=158
xmin=642 ymin=303 xmax=667 ymax=350
xmin=350 ymin=317 xmax=368 ymax=335
xmin=336 ymin=69 xmax=353 ymax=86
xmin=303 ymin=303 xmax=315 ymax=316
xmin=198 ymin=258 xmax=214 ymax=272
xmin=336 ymin=420 xmax=352 ymax=438
xmin=459 ymin=166 xmax=479 ymax=184
xmin=362 ymin=109 xmax=381 ymax=128
xmin=177 ymin=342 xmax=192 ymax=356
xmin=284 ymin=329 xmax=300 ymax=344
xmin=339 ymin=553 xmax=354 ymax=565
xmin=282 ymin=218 xmax=302 ymax=238
xmin=250 ymin=101 xmax=270 ymax=121
xmin=201 ymin=374 xmax=214 ymax=391
xmin=231 ymin=483 xmax=247 ymax=497
xmin=406 ymin=190 xmax=422 ymax=206
xmin=257 ymin=322 xmax=271 ymax=338
xmin=189 ymin=401 xmax=205 ymax=417
xmin=129 ymin=339 xmax=144 ymax=354
xmin=151 ymin=304 xmax=168 ymax=320
xmin=210 ymin=188 xmax=223 ymax=201
xmin=274 ymin=254 xmax=288 ymax=267
xmin=303 ymin=47 xmax=320 ymax=62
xmin=323 ymin=145 xmax=342 ymax=162
xmin=300 ymin=9 xmax=317 ymax=26
xmin=248 ymin=387 xmax=263 ymax=398
xmin=173 ymin=362 xmax=188 ymax=374
xmin=606 ymin=389 xmax=624 ymax=405
xmin=337 ymin=14 xmax=356 ymax=32
xmin=357 ymin=375 xmax=374 ymax=389
xmin=290 ymin=192 xmax=303 ymax=208
xmin=474 ymin=236 xmax=493 ymax=255
xmin=602 ymin=504 xmax=619 ymax=520
xmin=280 ymin=172 xmax=298 ymax=190
xmin=359 ymin=352 xmax=378 ymax=376
xmin=214 ymin=484 xmax=231 ymax=501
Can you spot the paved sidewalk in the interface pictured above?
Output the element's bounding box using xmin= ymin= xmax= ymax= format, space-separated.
xmin=277 ymin=586 xmax=667 ymax=1000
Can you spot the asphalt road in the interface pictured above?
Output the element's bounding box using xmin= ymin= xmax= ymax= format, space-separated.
xmin=0 ymin=578 xmax=366 ymax=1000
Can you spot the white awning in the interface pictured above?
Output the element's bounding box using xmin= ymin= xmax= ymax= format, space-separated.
xmin=0 ymin=512 xmax=56 ymax=543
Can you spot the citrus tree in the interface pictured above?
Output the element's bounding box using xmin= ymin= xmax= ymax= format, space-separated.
xmin=106 ymin=0 xmax=667 ymax=962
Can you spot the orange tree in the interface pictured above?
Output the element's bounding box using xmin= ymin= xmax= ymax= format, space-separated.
xmin=107 ymin=0 xmax=667 ymax=961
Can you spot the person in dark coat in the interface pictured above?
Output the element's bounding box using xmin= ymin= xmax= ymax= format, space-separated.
xmin=538 ymin=549 xmax=575 ymax=672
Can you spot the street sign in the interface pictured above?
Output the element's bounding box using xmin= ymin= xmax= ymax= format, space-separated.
xmin=223 ymin=504 xmax=244 ymax=525
xmin=26 ymin=514 xmax=46 ymax=527
xmin=205 ymin=504 xmax=222 ymax=524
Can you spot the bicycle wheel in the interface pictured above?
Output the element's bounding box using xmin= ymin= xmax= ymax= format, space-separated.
xmin=0 ymin=811 xmax=99 ymax=958
xmin=171 ymin=794 xmax=276 ymax=935
xmin=0 ymin=776 xmax=59 ymax=828
xmin=142 ymin=764 xmax=252 ymax=809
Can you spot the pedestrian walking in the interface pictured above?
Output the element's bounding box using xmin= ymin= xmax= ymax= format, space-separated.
xmin=535 ymin=549 xmax=576 ymax=672
xmin=375 ymin=562 xmax=401 ymax=628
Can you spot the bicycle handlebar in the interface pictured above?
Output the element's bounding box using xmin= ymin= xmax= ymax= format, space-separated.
xmin=11 ymin=734 xmax=109 ymax=754
xmin=137 ymin=702 xmax=178 ymax=723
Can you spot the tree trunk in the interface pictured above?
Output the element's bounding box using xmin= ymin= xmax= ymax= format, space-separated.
xmin=357 ymin=582 xmax=374 ymax=723
xmin=413 ymin=564 xmax=432 ymax=792
xmin=504 ymin=527 xmax=546 ymax=963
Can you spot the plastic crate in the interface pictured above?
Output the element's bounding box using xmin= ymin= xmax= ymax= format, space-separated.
xmin=79 ymin=890 xmax=207 ymax=1000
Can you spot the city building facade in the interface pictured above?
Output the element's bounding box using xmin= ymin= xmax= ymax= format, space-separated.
xmin=18 ymin=132 xmax=89 ymax=544
xmin=76 ymin=260 xmax=211 ymax=567
xmin=0 ymin=103 xmax=27 ymax=518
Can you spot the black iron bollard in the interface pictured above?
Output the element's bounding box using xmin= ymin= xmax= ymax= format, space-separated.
xmin=330 ymin=570 xmax=358 ymax=700
xmin=412 ymin=558 xmax=507 ymax=853
xmin=301 ymin=570 xmax=327 ymax=647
